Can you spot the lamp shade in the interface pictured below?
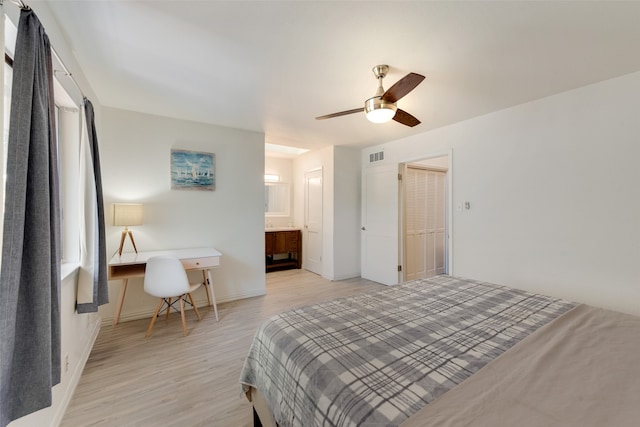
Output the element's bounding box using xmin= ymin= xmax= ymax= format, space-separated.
xmin=113 ymin=203 xmax=143 ymax=227
xmin=365 ymin=97 xmax=397 ymax=124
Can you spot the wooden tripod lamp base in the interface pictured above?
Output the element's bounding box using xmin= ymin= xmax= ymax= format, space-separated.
xmin=118 ymin=226 xmax=138 ymax=256
xmin=113 ymin=203 xmax=143 ymax=256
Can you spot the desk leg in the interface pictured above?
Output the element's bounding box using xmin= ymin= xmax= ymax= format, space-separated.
xmin=113 ymin=278 xmax=128 ymax=325
xmin=202 ymin=270 xmax=212 ymax=306
xmin=206 ymin=269 xmax=219 ymax=322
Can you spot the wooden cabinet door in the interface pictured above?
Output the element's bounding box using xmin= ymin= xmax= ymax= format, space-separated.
xmin=265 ymin=232 xmax=274 ymax=255
xmin=285 ymin=231 xmax=299 ymax=252
xmin=273 ymin=231 xmax=287 ymax=253
xmin=266 ymin=231 xmax=299 ymax=254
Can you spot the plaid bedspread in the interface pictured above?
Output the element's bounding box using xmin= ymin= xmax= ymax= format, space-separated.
xmin=239 ymin=275 xmax=575 ymax=426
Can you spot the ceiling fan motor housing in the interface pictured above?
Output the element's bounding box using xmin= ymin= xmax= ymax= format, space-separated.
xmin=365 ymin=64 xmax=397 ymax=122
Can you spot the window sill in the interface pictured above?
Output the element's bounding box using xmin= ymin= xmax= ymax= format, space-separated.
xmin=61 ymin=262 xmax=80 ymax=281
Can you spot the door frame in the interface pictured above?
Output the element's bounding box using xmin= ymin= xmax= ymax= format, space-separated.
xmin=399 ymin=150 xmax=453 ymax=281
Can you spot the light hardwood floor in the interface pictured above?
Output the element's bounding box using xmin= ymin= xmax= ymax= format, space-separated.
xmin=61 ymin=269 xmax=384 ymax=427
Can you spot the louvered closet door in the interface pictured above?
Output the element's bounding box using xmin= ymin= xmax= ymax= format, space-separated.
xmin=433 ymin=172 xmax=446 ymax=275
xmin=405 ymin=167 xmax=446 ymax=280
xmin=405 ymin=168 xmax=427 ymax=280
xmin=427 ymin=170 xmax=446 ymax=276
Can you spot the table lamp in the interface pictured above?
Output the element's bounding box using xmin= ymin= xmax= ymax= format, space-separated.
xmin=113 ymin=203 xmax=143 ymax=255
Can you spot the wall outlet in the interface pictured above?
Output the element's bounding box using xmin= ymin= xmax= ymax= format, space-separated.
xmin=65 ymin=355 xmax=69 ymax=373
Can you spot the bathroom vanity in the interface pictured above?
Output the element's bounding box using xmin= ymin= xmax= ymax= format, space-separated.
xmin=265 ymin=228 xmax=301 ymax=271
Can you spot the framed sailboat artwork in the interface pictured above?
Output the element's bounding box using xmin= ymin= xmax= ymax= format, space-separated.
xmin=170 ymin=149 xmax=216 ymax=191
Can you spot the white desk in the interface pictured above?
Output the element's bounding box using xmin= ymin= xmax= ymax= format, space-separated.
xmin=108 ymin=247 xmax=221 ymax=325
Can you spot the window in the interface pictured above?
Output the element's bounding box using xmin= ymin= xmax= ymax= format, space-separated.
xmin=54 ymin=83 xmax=81 ymax=264
xmin=2 ymin=13 xmax=81 ymax=267
xmin=1 ymin=17 xmax=14 ymax=247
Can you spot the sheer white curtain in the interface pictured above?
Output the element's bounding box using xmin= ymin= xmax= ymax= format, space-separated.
xmin=77 ymin=98 xmax=108 ymax=313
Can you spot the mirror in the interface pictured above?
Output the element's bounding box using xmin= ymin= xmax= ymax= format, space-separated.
xmin=265 ymin=182 xmax=290 ymax=216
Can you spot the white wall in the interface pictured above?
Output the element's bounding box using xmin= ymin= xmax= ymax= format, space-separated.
xmin=99 ymin=107 xmax=266 ymax=323
xmin=265 ymin=156 xmax=294 ymax=183
xmin=292 ymin=146 xmax=361 ymax=281
xmin=333 ymin=146 xmax=361 ymax=280
xmin=363 ymin=71 xmax=640 ymax=316
xmin=293 ymin=146 xmax=333 ymax=278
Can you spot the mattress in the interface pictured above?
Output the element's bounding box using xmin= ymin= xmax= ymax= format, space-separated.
xmin=400 ymin=303 xmax=640 ymax=426
xmin=239 ymin=275 xmax=575 ymax=426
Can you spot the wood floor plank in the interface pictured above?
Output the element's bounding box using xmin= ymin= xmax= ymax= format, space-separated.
xmin=61 ymin=269 xmax=384 ymax=426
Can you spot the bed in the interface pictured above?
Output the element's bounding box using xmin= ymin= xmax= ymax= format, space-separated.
xmin=239 ymin=275 xmax=640 ymax=426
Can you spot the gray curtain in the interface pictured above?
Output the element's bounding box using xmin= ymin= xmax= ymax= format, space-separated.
xmin=0 ymin=9 xmax=61 ymax=427
xmin=76 ymin=98 xmax=108 ymax=313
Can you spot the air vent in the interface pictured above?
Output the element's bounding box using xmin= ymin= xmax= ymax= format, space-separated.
xmin=369 ymin=151 xmax=384 ymax=163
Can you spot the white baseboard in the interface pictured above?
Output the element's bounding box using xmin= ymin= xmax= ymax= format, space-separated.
xmin=331 ymin=272 xmax=362 ymax=281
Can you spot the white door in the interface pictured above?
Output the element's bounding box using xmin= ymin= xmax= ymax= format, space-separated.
xmin=304 ymin=169 xmax=323 ymax=275
xmin=404 ymin=166 xmax=446 ymax=280
xmin=361 ymin=164 xmax=399 ymax=285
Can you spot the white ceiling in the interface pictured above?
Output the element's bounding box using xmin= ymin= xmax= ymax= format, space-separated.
xmin=39 ymin=0 xmax=640 ymax=153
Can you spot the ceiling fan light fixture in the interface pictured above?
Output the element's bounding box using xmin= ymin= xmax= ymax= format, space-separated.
xmin=365 ymin=97 xmax=397 ymax=123
xmin=316 ymin=65 xmax=423 ymax=126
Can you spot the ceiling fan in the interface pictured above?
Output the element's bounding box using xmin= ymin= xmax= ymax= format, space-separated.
xmin=316 ymin=65 xmax=425 ymax=127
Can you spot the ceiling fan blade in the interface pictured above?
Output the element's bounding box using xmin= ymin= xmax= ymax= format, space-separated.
xmin=316 ymin=108 xmax=363 ymax=120
xmin=381 ymin=72 xmax=425 ymax=103
xmin=393 ymin=109 xmax=421 ymax=127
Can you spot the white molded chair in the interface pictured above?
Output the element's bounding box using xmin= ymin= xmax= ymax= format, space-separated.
xmin=143 ymin=255 xmax=202 ymax=337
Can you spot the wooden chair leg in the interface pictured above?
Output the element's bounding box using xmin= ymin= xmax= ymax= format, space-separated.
xmin=179 ymin=297 xmax=187 ymax=336
xmin=188 ymin=292 xmax=202 ymax=320
xmin=146 ymin=299 xmax=164 ymax=337
xmin=165 ymin=297 xmax=172 ymax=320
